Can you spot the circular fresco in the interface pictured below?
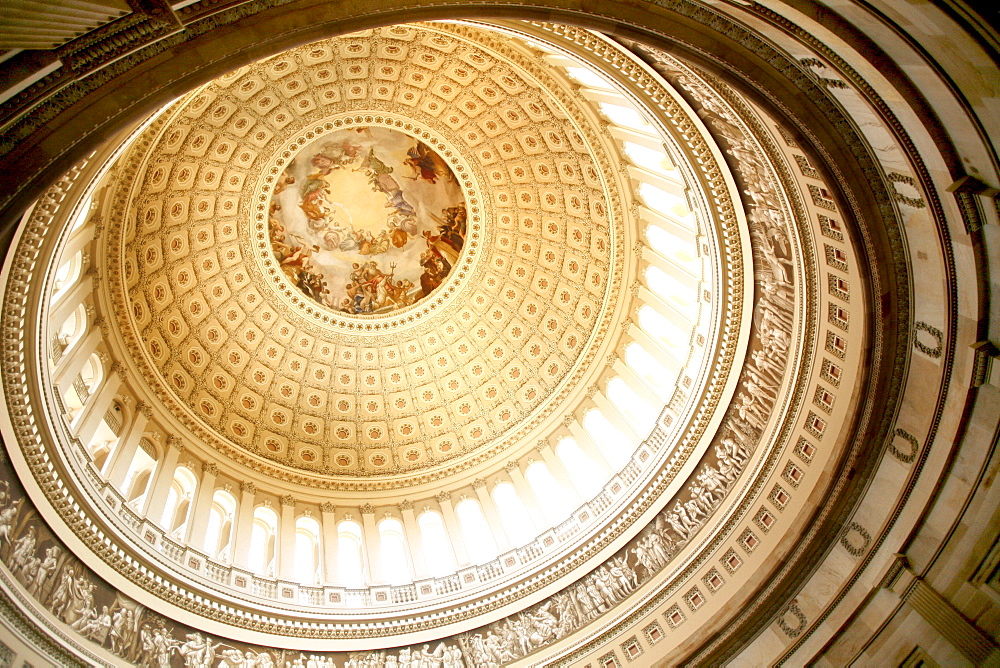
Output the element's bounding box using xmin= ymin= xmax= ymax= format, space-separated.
xmin=268 ymin=126 xmax=467 ymax=315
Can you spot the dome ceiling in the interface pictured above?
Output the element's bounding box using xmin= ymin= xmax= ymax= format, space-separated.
xmin=4 ymin=14 xmax=810 ymax=658
xmin=109 ymin=23 xmax=637 ymax=485
xmin=0 ymin=0 xmax=992 ymax=665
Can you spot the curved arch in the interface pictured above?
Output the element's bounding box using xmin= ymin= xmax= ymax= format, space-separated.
xmin=525 ymin=460 xmax=576 ymax=526
xmin=417 ymin=510 xmax=457 ymax=577
xmin=161 ymin=466 xmax=198 ymax=536
xmin=336 ymin=520 xmax=365 ymax=588
xmin=249 ymin=506 xmax=279 ymax=577
xmin=454 ymin=498 xmax=498 ymax=565
xmin=294 ymin=516 xmax=321 ymax=585
xmin=51 ymin=250 xmax=83 ymax=304
xmin=377 ymin=517 xmax=412 ymax=585
xmin=204 ymin=489 xmax=237 ymax=559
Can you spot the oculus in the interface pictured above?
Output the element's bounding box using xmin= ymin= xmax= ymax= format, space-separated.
xmin=268 ymin=126 xmax=467 ymax=315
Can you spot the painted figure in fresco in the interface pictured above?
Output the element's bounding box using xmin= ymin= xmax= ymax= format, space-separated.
xmin=421 ymin=227 xmax=460 ymax=266
xmin=404 ymin=141 xmax=452 ymax=185
xmin=177 ymin=631 xmax=220 ymax=667
xmin=28 ymin=545 xmax=60 ymax=597
xmin=280 ymin=243 xmax=328 ymax=303
xmin=0 ymin=497 xmax=21 ymax=549
xmin=434 ymin=203 xmax=467 ymax=249
xmin=10 ymin=524 xmax=36 ymax=577
xmin=357 ymin=147 xmax=417 ymax=219
xmin=418 ymin=245 xmax=452 ymax=298
xmin=84 ymin=605 xmax=112 ymax=644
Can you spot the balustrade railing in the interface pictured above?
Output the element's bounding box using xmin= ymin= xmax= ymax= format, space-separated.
xmin=73 ymin=422 xmax=669 ymax=612
xmin=72 ymin=374 xmax=89 ymax=403
xmin=390 ymin=584 xmax=417 ymax=604
xmin=205 ymin=562 xmax=230 ymax=583
xmin=103 ymin=406 xmax=122 ymax=435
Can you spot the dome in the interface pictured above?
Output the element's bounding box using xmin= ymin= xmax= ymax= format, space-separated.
xmin=0 ymin=3 xmax=997 ymax=667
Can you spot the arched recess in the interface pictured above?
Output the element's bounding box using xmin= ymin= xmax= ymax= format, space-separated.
xmin=417 ymin=510 xmax=457 ymax=577
xmin=161 ymin=466 xmax=197 ymax=537
xmin=294 ymin=516 xmax=321 ymax=585
xmin=248 ymin=506 xmax=279 ymax=577
xmin=336 ymin=519 xmax=366 ymax=588
xmin=205 ymin=489 xmax=238 ymax=560
xmin=377 ymin=518 xmax=412 ymax=585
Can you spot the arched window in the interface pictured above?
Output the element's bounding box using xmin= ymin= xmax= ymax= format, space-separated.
xmin=624 ymin=341 xmax=676 ymax=400
xmin=51 ymin=304 xmax=87 ymax=364
xmin=160 ymin=466 xmax=197 ymax=537
xmin=294 ymin=516 xmax=321 ymax=585
xmin=80 ymin=354 xmax=103 ymax=391
xmin=645 ymin=224 xmax=697 ymax=268
xmin=204 ymin=490 xmax=237 ymax=559
xmin=491 ymin=483 xmax=535 ymax=547
xmin=645 ymin=265 xmax=694 ymax=308
xmin=455 ymin=498 xmax=498 ymax=564
xmin=120 ymin=443 xmax=156 ymax=506
xmin=337 ymin=520 xmax=365 ymax=587
xmin=599 ymin=102 xmax=651 ymax=131
xmin=378 ymin=518 xmax=411 ymax=585
xmin=565 ymin=66 xmax=614 ymax=90
xmin=637 ymin=305 xmax=686 ymax=351
xmin=64 ymin=353 xmax=102 ymax=422
xmin=607 ymin=377 xmax=659 ymax=436
xmin=69 ymin=195 xmax=91 ymax=233
xmin=556 ymin=437 xmax=604 ymax=498
xmin=86 ymin=401 xmax=124 ymax=472
xmin=51 ymin=251 xmax=82 ymax=303
xmin=624 ymin=142 xmax=671 ymax=172
xmin=417 ymin=511 xmax=456 ymax=577
xmin=525 ymin=461 xmax=576 ymax=525
xmin=638 ymin=182 xmax=688 ymax=219
xmin=583 ymin=409 xmax=633 ymax=468
xmin=248 ymin=506 xmax=278 ymax=576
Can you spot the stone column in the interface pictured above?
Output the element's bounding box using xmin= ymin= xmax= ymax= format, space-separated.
xmin=52 ymin=325 xmax=101 ymax=392
xmin=105 ymin=401 xmax=150 ymax=484
xmin=640 ymin=245 xmax=697 ymax=291
xmin=628 ymin=323 xmax=682 ymax=375
xmin=232 ymin=482 xmax=257 ymax=570
xmin=185 ymin=462 xmax=219 ymax=548
xmin=503 ymin=461 xmax=546 ymax=531
xmin=48 ymin=279 xmax=91 ymax=333
xmin=472 ymin=479 xmax=509 ymax=552
xmin=59 ymin=225 xmax=93 ymax=265
xmin=566 ymin=420 xmax=614 ymax=476
xmin=140 ymin=435 xmax=182 ymax=518
xmin=436 ymin=492 xmax=470 ymax=567
xmin=278 ymin=495 xmax=297 ymax=580
xmin=73 ymin=361 xmax=123 ymax=445
xmin=638 ymin=285 xmax=691 ymax=333
xmin=612 ymin=356 xmax=667 ymax=412
xmin=592 ymin=389 xmax=643 ymax=443
xmin=399 ymin=500 xmax=427 ymax=579
xmin=881 ymin=554 xmax=1000 ymax=665
xmin=320 ymin=502 xmax=338 ymax=585
xmin=360 ymin=504 xmax=382 ymax=584
xmin=533 ymin=441 xmax=581 ymax=507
